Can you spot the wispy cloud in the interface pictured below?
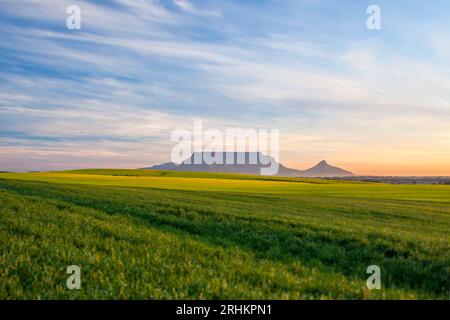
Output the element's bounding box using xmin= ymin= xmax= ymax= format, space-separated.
xmin=173 ymin=0 xmax=221 ymax=17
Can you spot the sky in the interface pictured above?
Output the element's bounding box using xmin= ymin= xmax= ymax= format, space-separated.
xmin=1 ymin=0 xmax=450 ymax=175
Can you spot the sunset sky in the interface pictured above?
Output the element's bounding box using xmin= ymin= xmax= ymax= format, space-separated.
xmin=1 ymin=0 xmax=450 ymax=175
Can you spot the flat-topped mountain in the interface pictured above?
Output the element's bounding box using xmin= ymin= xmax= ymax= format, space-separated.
xmin=143 ymin=152 xmax=353 ymax=177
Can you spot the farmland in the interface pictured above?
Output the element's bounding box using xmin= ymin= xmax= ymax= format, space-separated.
xmin=0 ymin=169 xmax=449 ymax=299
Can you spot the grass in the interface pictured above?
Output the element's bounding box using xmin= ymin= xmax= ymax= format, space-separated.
xmin=0 ymin=169 xmax=449 ymax=299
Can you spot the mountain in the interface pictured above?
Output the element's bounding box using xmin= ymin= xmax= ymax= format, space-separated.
xmin=149 ymin=162 xmax=178 ymax=170
xmin=298 ymin=160 xmax=354 ymax=177
xmin=142 ymin=152 xmax=353 ymax=177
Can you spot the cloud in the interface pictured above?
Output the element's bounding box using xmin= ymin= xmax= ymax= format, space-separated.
xmin=1 ymin=0 xmax=450 ymax=174
xmin=173 ymin=0 xmax=221 ymax=17
xmin=0 ymin=0 xmax=179 ymax=32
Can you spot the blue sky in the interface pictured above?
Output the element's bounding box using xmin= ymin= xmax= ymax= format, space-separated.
xmin=1 ymin=0 xmax=450 ymax=174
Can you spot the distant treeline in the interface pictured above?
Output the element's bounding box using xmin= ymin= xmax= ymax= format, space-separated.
xmin=327 ymin=176 xmax=450 ymax=185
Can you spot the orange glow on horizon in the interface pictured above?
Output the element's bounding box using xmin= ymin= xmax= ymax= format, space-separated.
xmin=284 ymin=160 xmax=450 ymax=177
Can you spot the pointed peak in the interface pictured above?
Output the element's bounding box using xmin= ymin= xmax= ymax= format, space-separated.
xmin=318 ymin=160 xmax=328 ymax=165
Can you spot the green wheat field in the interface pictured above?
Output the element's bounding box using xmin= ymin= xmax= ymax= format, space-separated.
xmin=0 ymin=169 xmax=449 ymax=299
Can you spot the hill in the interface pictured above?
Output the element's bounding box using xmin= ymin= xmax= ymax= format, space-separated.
xmin=299 ymin=160 xmax=354 ymax=177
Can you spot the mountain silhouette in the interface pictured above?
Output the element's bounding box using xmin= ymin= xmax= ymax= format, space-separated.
xmin=142 ymin=152 xmax=353 ymax=177
xmin=298 ymin=160 xmax=353 ymax=177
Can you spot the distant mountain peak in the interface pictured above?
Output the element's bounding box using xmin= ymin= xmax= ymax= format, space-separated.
xmin=302 ymin=160 xmax=353 ymax=177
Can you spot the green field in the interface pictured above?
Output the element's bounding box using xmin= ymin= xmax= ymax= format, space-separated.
xmin=0 ymin=169 xmax=449 ymax=299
